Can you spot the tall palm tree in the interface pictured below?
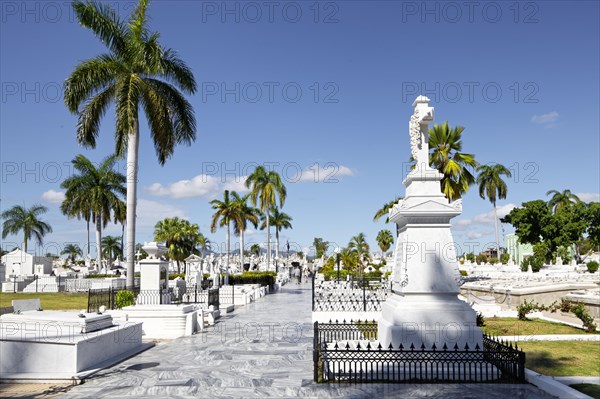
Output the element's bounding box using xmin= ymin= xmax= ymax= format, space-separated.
xmin=546 ymin=189 xmax=581 ymax=214
xmin=196 ymin=233 xmax=211 ymax=257
xmin=61 ymin=154 xmax=125 ymax=269
xmin=64 ymin=0 xmax=197 ymax=288
xmin=313 ymin=237 xmax=329 ymax=259
xmin=1 ymin=204 xmax=52 ymax=253
xmin=339 ymin=247 xmax=358 ymax=274
xmin=230 ymin=192 xmax=259 ymax=271
xmin=348 ymin=233 xmax=370 ymax=278
xmin=101 ymin=235 xmax=122 ymax=268
xmin=61 ymin=244 xmax=83 ymax=265
xmin=476 ymin=164 xmax=512 ymax=259
xmin=260 ymin=207 xmax=292 ymax=260
xmin=373 ymin=197 xmax=402 ymax=223
xmin=428 ymin=122 xmax=478 ymax=201
xmin=245 ymin=166 xmax=286 ymax=270
xmin=210 ymin=190 xmax=242 ymax=284
xmin=376 ymin=229 xmax=394 ymax=257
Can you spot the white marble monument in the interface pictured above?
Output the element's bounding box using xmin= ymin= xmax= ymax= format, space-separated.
xmin=378 ymin=96 xmax=483 ymax=349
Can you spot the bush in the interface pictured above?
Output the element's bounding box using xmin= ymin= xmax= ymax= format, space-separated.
xmin=476 ymin=312 xmax=485 ymax=327
xmin=228 ymin=272 xmax=276 ymax=289
xmin=465 ymin=253 xmax=475 ymax=262
xmin=517 ymin=300 xmax=548 ymax=320
xmin=85 ymin=274 xmax=119 ymax=279
xmin=169 ymin=272 xmax=186 ymax=280
xmin=587 ymin=261 xmax=599 ymax=273
xmin=323 ymin=269 xmax=349 ymax=281
xmin=115 ymin=290 xmax=135 ymax=309
xmin=475 ymin=254 xmax=487 ymax=265
xmin=459 ymin=270 xmax=468 ymax=277
xmin=571 ymin=303 xmax=597 ymax=332
xmin=500 ymin=253 xmax=510 ymax=265
xmin=522 ymin=256 xmax=543 ymax=272
xmin=384 ymin=271 xmax=392 ymax=279
xmin=489 ymin=257 xmax=498 ymax=265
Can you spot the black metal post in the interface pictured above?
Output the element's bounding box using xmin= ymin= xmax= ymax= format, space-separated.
xmin=14 ymin=276 xmax=16 ymax=293
xmin=363 ymin=282 xmax=367 ymax=312
xmin=311 ymin=272 xmax=315 ymax=311
xmin=87 ymin=288 xmax=91 ymax=313
xmin=313 ymin=321 xmax=319 ymax=382
xmin=35 ymin=275 xmax=38 ymax=292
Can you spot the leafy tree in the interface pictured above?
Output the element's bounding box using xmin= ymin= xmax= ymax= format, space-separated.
xmin=376 ymin=229 xmax=394 ymax=256
xmin=245 ymin=166 xmax=286 ymax=269
xmin=476 ymin=163 xmax=511 ymax=260
xmin=1 ymin=204 xmax=52 ymax=253
xmin=61 ymin=244 xmax=83 ymax=264
xmin=61 ymin=154 xmax=125 ymax=268
xmin=500 ymin=252 xmax=510 ymax=265
xmin=339 ymin=247 xmax=358 ymax=273
xmin=250 ymin=243 xmax=261 ymax=258
xmin=546 ymin=189 xmax=581 ymax=214
xmin=584 ymin=202 xmax=600 ymax=252
xmin=428 ymin=122 xmax=478 ymax=201
xmin=349 ymin=233 xmax=370 ymax=277
xmin=465 ymin=253 xmax=475 ymax=262
xmin=65 ymin=0 xmax=197 ymax=287
xmin=230 ymin=192 xmax=259 ymax=269
xmin=312 ymin=237 xmax=329 ymax=259
xmin=260 ymin=207 xmax=292 ymax=260
xmin=196 ymin=233 xmax=211 ymax=257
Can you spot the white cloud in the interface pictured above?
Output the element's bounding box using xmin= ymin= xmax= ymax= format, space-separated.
xmin=137 ymin=199 xmax=186 ymax=229
xmin=298 ymin=164 xmax=355 ymax=183
xmin=452 ymin=203 xmax=517 ymax=230
xmin=576 ymin=192 xmax=600 ymax=203
xmin=531 ymin=111 xmax=559 ymax=127
xmin=145 ymin=174 xmax=248 ymax=199
xmin=41 ymin=190 xmax=65 ymax=204
xmin=466 ymin=231 xmax=484 ymax=239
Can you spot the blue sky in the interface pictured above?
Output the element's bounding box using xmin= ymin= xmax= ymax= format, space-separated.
xmin=1 ymin=0 xmax=599 ymax=258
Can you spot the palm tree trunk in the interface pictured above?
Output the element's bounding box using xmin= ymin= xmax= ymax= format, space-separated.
xmin=225 ymin=222 xmax=230 ymax=285
xmin=266 ymin=204 xmax=271 ymax=270
xmin=95 ymin=213 xmax=102 ymax=273
xmin=23 ymin=237 xmax=27 ymax=254
xmin=275 ymin=229 xmax=279 ymax=261
xmin=86 ymin=220 xmax=90 ymax=259
xmin=240 ymin=232 xmax=244 ymax=272
xmin=493 ymin=203 xmax=500 ymax=261
xmin=125 ymin=121 xmax=139 ymax=288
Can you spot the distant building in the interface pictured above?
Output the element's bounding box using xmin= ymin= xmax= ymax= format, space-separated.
xmin=0 ymin=249 xmax=53 ymax=278
xmin=505 ymin=234 xmax=533 ymax=266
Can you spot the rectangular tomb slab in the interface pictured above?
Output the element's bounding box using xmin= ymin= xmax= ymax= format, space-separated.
xmin=0 ymin=311 xmax=114 ymax=335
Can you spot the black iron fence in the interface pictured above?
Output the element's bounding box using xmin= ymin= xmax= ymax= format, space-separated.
xmin=87 ymin=286 xmax=140 ymax=313
xmin=313 ymin=320 xmax=526 ymax=384
xmin=312 ymin=275 xmax=391 ymax=312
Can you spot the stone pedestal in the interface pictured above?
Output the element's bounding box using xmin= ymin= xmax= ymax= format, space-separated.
xmin=378 ymin=96 xmax=482 ymax=350
xmin=137 ymin=242 xmax=170 ymax=305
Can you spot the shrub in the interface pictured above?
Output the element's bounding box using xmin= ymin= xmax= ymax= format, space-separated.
xmin=465 ymin=253 xmax=475 ymax=262
xmin=571 ymin=303 xmax=597 ymax=332
xmin=556 ymin=246 xmax=573 ymax=265
xmin=587 ymin=261 xmax=599 ymax=273
xmin=115 ymin=290 xmax=135 ymax=309
xmin=522 ymin=256 xmax=543 ymax=273
xmin=459 ymin=270 xmax=468 ymax=277
xmin=475 ymin=254 xmax=487 ymax=265
xmin=169 ymin=272 xmax=186 ymax=280
xmin=384 ymin=271 xmax=392 ymax=279
xmin=489 ymin=257 xmax=498 ymax=265
xmin=476 ymin=312 xmax=485 ymax=327
xmin=500 ymin=253 xmax=510 ymax=265
xmin=517 ymin=300 xmax=548 ymax=320
xmin=85 ymin=274 xmax=118 ymax=279
xmin=228 ymin=272 xmax=276 ymax=289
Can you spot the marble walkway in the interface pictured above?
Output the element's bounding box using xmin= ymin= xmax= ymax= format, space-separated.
xmin=61 ymin=283 xmax=557 ymax=398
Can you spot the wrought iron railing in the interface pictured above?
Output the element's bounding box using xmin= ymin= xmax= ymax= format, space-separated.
xmin=313 ymin=321 xmax=526 ymax=384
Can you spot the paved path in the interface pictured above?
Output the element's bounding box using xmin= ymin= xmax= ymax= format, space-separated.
xmin=61 ymin=284 xmax=557 ymax=398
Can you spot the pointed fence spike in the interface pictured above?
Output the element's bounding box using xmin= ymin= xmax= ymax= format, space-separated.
xmin=420 ymin=343 xmax=426 ymax=351
xmin=454 ymin=343 xmax=459 ymax=351
xmin=464 ymin=343 xmax=470 ymax=351
xmin=399 ymin=343 xmax=404 ymax=351
xmin=410 ymin=343 xmax=415 ymax=351
xmin=366 ymin=342 xmax=372 ymax=350
xmin=432 ymin=343 xmax=437 ymax=351
xmin=345 ymin=342 xmax=350 ymax=350
xmin=377 ymin=342 xmax=383 ymax=350
xmin=475 ymin=343 xmax=480 ymax=351
xmin=334 ymin=342 xmax=339 ymax=349
xmin=442 ymin=343 xmax=448 ymax=351
xmin=356 ymin=342 xmax=362 ymax=350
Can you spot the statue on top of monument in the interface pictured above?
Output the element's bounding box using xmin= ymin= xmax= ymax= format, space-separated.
xmin=409 ymin=95 xmax=434 ymax=166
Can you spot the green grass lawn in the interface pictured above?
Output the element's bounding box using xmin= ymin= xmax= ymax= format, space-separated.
xmin=0 ymin=292 xmax=88 ymax=310
xmin=516 ymin=341 xmax=600 ymax=376
xmin=482 ymin=317 xmax=594 ymax=336
xmin=570 ymin=384 xmax=600 ymax=399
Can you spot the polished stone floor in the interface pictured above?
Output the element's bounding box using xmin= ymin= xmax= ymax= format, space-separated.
xmin=61 ymin=283 xmax=556 ymax=398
